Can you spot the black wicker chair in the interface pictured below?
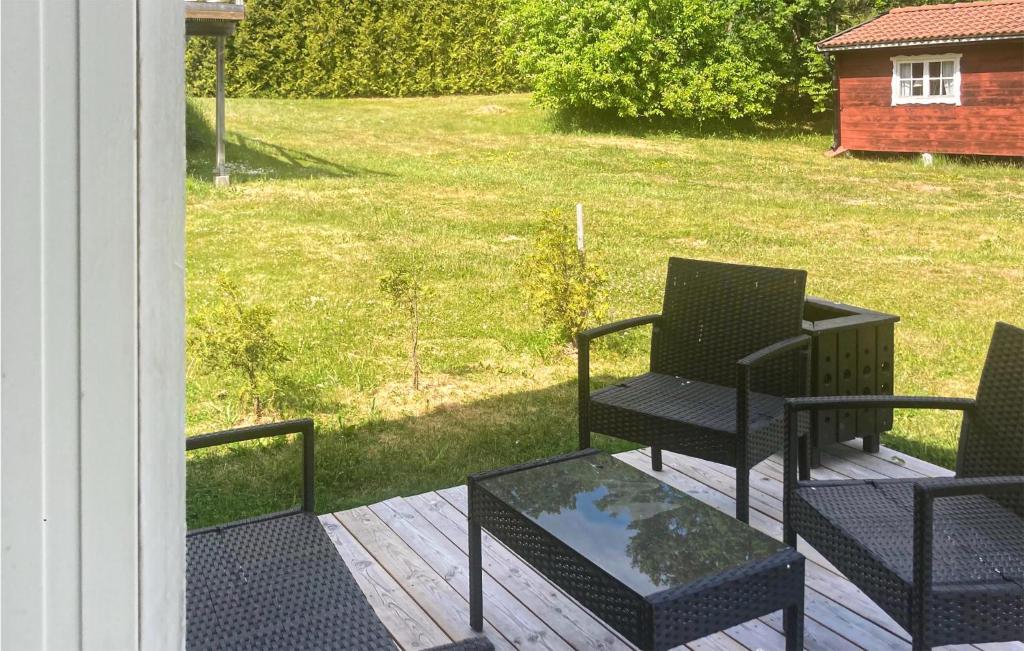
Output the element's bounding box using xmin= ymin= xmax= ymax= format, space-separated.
xmin=783 ymin=322 xmax=1024 ymax=650
xmin=186 ymin=419 xmax=493 ymax=651
xmin=578 ymin=257 xmax=812 ymax=523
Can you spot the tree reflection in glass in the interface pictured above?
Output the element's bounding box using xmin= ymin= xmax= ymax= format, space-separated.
xmin=481 ymin=453 xmax=786 ymax=595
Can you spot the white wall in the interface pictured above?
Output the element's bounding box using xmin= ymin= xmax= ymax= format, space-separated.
xmin=1 ymin=0 xmax=186 ymax=648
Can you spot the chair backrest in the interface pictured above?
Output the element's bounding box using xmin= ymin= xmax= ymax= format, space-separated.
xmin=650 ymin=258 xmax=807 ymax=393
xmin=957 ymin=321 xmax=1024 ymax=479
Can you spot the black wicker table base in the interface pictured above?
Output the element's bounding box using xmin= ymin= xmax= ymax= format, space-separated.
xmin=468 ymin=449 xmax=806 ymax=651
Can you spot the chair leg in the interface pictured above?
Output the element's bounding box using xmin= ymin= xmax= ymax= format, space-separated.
xmin=783 ymin=597 xmax=804 ymax=651
xmin=578 ymin=402 xmax=591 ymax=450
xmin=783 ymin=521 xmax=797 ymax=547
xmin=863 ymin=434 xmax=880 ymax=454
xmin=651 ymin=446 xmax=662 ymax=471
xmin=736 ymin=466 xmax=750 ymax=523
xmin=469 ymin=518 xmax=483 ymax=632
xmin=798 ymin=435 xmax=810 ymax=481
xmin=809 ymin=443 xmax=822 ymax=469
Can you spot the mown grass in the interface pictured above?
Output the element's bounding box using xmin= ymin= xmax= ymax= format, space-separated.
xmin=185 ymin=93 xmax=1023 ymax=528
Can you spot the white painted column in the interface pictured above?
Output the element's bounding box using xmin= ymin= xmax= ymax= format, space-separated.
xmin=1 ymin=0 xmax=186 ymax=648
xmin=215 ymin=35 xmax=230 ymax=186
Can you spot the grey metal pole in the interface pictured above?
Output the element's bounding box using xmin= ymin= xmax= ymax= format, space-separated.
xmin=215 ymin=35 xmax=228 ymax=186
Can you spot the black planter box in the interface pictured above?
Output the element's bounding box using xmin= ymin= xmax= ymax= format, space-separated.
xmin=802 ymin=297 xmax=899 ymax=465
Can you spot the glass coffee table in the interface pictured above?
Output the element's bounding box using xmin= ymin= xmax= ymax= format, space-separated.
xmin=468 ymin=449 xmax=804 ymax=650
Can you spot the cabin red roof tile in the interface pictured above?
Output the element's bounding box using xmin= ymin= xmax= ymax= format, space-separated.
xmin=818 ymin=0 xmax=1024 ymax=50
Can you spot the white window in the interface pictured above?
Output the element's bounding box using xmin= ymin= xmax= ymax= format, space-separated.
xmin=891 ymin=54 xmax=962 ymax=105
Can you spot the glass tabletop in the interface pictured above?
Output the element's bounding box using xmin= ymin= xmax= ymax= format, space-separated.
xmin=478 ymin=451 xmax=790 ymax=596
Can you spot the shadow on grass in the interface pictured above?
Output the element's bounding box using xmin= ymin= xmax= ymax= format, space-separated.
xmin=185 ymin=375 xmax=962 ymax=529
xmin=186 ymin=99 xmax=389 ymax=182
xmin=185 ymin=376 xmax=639 ymax=529
xmin=546 ymin=107 xmax=832 ymax=141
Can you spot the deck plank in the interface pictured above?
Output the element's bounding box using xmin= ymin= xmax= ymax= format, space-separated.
xmin=319 ymin=514 xmax=452 ymax=650
xmin=369 ymin=497 xmax=571 ymax=650
xmin=842 ymin=439 xmax=955 ymax=477
xmin=322 ymin=443 xmax=1021 ymax=651
xmin=822 ymin=444 xmax=924 ymax=479
xmin=404 ymin=491 xmax=633 ymax=650
xmin=336 ymin=505 xmax=513 ymax=650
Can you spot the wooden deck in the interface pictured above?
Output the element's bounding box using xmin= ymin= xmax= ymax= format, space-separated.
xmin=319 ymin=441 xmax=1024 ymax=651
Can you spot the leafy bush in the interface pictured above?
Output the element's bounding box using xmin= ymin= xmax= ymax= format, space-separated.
xmin=186 ymin=0 xmax=526 ymax=98
xmin=507 ymin=0 xmax=796 ymax=121
xmin=522 ymin=210 xmax=607 ymax=348
xmin=506 ymin=0 xmax=952 ymax=120
xmin=190 ymin=278 xmax=288 ymax=420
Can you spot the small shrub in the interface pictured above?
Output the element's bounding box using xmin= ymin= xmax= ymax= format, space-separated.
xmin=380 ymin=267 xmax=424 ymax=390
xmin=522 ymin=210 xmax=607 ymax=348
xmin=190 ymin=278 xmax=288 ymax=420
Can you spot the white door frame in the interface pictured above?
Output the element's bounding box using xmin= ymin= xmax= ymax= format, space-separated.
xmin=1 ymin=0 xmax=186 ymax=647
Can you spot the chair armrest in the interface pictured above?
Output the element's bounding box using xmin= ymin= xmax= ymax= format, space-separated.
xmin=578 ymin=314 xmax=661 ymax=396
xmin=578 ymin=315 xmax=661 ymax=450
xmin=186 ymin=418 xmax=316 ymax=513
xmin=782 ymin=397 xmax=975 ymax=496
xmin=786 ymin=395 xmax=976 ymax=413
xmin=913 ymin=475 xmax=1024 ymax=622
xmin=736 ymin=334 xmax=811 ymax=368
xmin=914 ymin=474 xmax=1024 ymax=500
xmin=577 ymin=314 xmax=661 ymax=344
xmin=736 ymin=335 xmax=812 ymax=471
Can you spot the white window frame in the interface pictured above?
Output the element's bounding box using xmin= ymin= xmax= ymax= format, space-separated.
xmin=890 ymin=53 xmax=962 ymax=106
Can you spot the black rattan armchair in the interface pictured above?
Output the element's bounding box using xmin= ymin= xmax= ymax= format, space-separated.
xmin=783 ymin=322 xmax=1024 ymax=650
xmin=579 ymin=257 xmax=812 ymax=523
xmin=186 ymin=419 xmax=493 ymax=651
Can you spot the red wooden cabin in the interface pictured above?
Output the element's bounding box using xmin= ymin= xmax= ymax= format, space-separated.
xmin=818 ymin=0 xmax=1024 ymax=157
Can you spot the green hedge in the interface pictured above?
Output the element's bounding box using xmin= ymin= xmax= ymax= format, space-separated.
xmin=186 ymin=0 xmax=526 ymax=98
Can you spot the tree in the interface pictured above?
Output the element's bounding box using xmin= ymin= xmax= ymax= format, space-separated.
xmin=380 ymin=267 xmax=425 ymax=391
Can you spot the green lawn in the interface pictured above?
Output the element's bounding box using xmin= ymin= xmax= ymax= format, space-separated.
xmin=185 ymin=93 xmax=1023 ymax=528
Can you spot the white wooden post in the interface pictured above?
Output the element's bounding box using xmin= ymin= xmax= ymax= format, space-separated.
xmin=1 ymin=0 xmax=186 ymax=648
xmin=215 ymin=34 xmax=230 ymax=186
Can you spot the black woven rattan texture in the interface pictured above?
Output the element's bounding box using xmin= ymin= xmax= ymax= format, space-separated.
xmin=470 ymin=487 xmax=649 ymax=646
xmin=788 ymin=322 xmax=1024 ymax=648
xmin=649 ymin=258 xmax=806 ymax=392
xmin=473 ymin=473 xmax=804 ymax=651
xmin=590 ymin=374 xmax=810 ymax=469
xmin=187 ymin=512 xmax=396 ymax=650
xmin=187 ymin=512 xmax=495 ymax=650
xmin=648 ymin=552 xmax=804 ymax=650
xmin=793 ymin=479 xmax=1023 ymax=634
xmin=585 ymin=258 xmax=808 ymax=520
xmin=958 ymin=322 xmax=1024 ymax=481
